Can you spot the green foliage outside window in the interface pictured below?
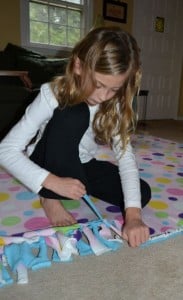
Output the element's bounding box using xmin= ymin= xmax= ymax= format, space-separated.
xmin=29 ymin=2 xmax=82 ymax=47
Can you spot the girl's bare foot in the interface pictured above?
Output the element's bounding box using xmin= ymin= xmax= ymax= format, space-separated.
xmin=40 ymin=197 xmax=77 ymax=227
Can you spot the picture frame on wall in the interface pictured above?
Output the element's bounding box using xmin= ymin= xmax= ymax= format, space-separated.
xmin=103 ymin=0 xmax=127 ymax=23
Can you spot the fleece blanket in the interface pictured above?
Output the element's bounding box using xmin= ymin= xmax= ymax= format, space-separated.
xmin=0 ymin=134 xmax=183 ymax=237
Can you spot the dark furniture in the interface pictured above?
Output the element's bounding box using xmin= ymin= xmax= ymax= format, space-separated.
xmin=139 ymin=90 xmax=149 ymax=121
xmin=0 ymin=43 xmax=68 ymax=139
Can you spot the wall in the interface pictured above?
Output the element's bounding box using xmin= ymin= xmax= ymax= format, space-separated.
xmin=93 ymin=0 xmax=133 ymax=33
xmin=0 ymin=0 xmax=133 ymax=50
xmin=0 ymin=0 xmax=21 ymax=50
xmin=178 ymin=63 xmax=183 ymax=118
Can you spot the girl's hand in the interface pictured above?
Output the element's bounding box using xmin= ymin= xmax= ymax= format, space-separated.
xmin=42 ymin=173 xmax=86 ymax=200
xmin=121 ymin=207 xmax=149 ymax=247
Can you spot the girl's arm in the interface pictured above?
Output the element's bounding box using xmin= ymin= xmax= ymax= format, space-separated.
xmin=0 ymin=83 xmax=58 ymax=193
xmin=112 ymin=138 xmax=141 ymax=209
xmin=112 ymin=137 xmax=149 ymax=247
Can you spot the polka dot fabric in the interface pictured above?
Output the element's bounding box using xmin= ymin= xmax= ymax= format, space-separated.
xmin=133 ymin=135 xmax=183 ymax=235
xmin=0 ymin=134 xmax=183 ymax=238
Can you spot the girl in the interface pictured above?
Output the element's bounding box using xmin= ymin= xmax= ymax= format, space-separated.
xmin=0 ymin=27 xmax=151 ymax=247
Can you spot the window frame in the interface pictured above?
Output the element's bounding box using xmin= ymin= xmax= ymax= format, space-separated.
xmin=20 ymin=0 xmax=93 ymax=55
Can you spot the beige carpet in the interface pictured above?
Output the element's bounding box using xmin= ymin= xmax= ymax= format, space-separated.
xmin=137 ymin=119 xmax=183 ymax=143
xmin=1 ymin=236 xmax=183 ymax=300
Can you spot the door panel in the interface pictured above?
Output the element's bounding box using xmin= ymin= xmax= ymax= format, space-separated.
xmin=132 ymin=0 xmax=183 ymax=119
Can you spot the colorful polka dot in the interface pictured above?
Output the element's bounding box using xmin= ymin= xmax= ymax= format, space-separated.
xmin=177 ymin=219 xmax=183 ymax=227
xmin=153 ymin=194 xmax=161 ymax=199
xmin=61 ymin=199 xmax=81 ymax=210
xmin=168 ymin=197 xmax=178 ymax=201
xmin=12 ymin=178 xmax=21 ymax=185
xmin=91 ymin=196 xmax=99 ymax=203
xmin=0 ymin=231 xmax=7 ymax=236
xmin=16 ymin=191 xmax=37 ymax=200
xmin=115 ymin=215 xmax=124 ymax=223
xmin=0 ymin=173 xmax=12 ymax=179
xmin=162 ymin=220 xmax=169 ymax=225
xmin=149 ymin=228 xmax=155 ymax=235
xmin=167 ymin=156 xmax=178 ymax=163
xmin=140 ymin=172 xmax=153 ymax=179
xmin=0 ymin=237 xmax=6 ymax=246
xmin=176 ymin=178 xmax=183 ymax=185
xmin=143 ymin=158 xmax=152 ymax=161
xmin=0 ymin=193 xmax=9 ymax=202
xmin=106 ymin=205 xmax=121 ymax=213
xmin=161 ymin=226 xmax=174 ymax=232
xmin=148 ymin=201 xmax=168 ymax=210
xmin=78 ymin=218 xmax=89 ymax=223
xmin=24 ymin=210 xmax=34 ymax=216
xmin=1 ymin=216 xmax=21 ymax=226
xmin=162 ymin=173 xmax=173 ymax=178
xmin=155 ymin=211 xmax=168 ymax=218
xmin=177 ymin=173 xmax=183 ymax=177
xmin=24 ymin=217 xmax=50 ymax=230
xmin=140 ymin=163 xmax=151 ymax=168
xmin=156 ymin=177 xmax=172 ymax=184
xmin=32 ymin=200 xmax=42 ymax=209
xmin=166 ymin=188 xmax=183 ymax=196
xmin=152 ymin=152 xmax=164 ymax=156
xmin=8 ymin=186 xmax=21 ymax=192
xmin=151 ymin=187 xmax=162 ymax=193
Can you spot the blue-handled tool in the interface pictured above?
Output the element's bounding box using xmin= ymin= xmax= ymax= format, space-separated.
xmin=82 ymin=194 xmax=122 ymax=238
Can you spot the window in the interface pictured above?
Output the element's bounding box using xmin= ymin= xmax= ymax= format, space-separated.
xmin=20 ymin=0 xmax=93 ymax=53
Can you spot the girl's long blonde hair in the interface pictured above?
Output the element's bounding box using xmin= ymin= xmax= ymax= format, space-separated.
xmin=51 ymin=26 xmax=141 ymax=150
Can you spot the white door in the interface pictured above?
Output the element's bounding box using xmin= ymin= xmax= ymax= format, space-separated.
xmin=132 ymin=0 xmax=183 ymax=119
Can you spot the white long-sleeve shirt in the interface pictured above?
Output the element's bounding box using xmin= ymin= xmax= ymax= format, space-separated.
xmin=0 ymin=83 xmax=141 ymax=209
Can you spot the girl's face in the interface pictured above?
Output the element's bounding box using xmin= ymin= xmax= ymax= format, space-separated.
xmin=86 ymin=72 xmax=128 ymax=106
